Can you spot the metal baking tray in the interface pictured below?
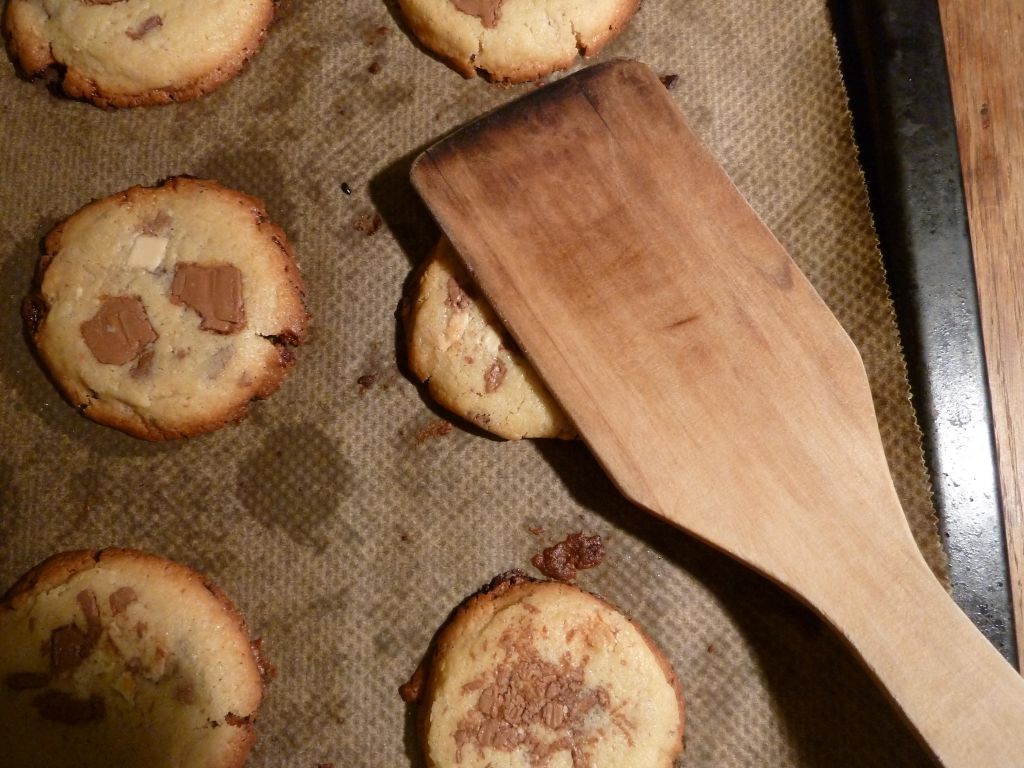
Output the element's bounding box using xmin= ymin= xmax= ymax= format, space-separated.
xmin=832 ymin=0 xmax=1017 ymax=664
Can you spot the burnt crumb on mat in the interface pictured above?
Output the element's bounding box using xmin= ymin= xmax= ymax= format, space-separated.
xmin=660 ymin=73 xmax=680 ymax=90
xmin=531 ymin=532 xmax=605 ymax=582
xmin=357 ymin=373 xmax=378 ymax=394
xmin=340 ymin=181 xmax=352 ymax=196
xmin=416 ymin=419 xmax=453 ymax=443
xmin=353 ymin=213 xmax=382 ymax=236
xmin=528 ymin=524 xmax=544 ymax=536
xmin=361 ymin=25 xmax=390 ymax=45
xmin=367 ymin=60 xmax=382 ymax=75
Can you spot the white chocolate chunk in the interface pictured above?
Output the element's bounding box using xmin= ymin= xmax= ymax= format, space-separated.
xmin=127 ymin=235 xmax=168 ymax=271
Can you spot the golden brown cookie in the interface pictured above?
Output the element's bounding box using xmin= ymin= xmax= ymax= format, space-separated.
xmin=404 ymin=238 xmax=576 ymax=440
xmin=4 ymin=0 xmax=275 ymax=107
xmin=403 ymin=572 xmax=685 ymax=768
xmin=0 ymin=549 xmax=268 ymax=768
xmin=23 ymin=177 xmax=308 ymax=440
xmin=398 ymin=0 xmax=640 ymax=82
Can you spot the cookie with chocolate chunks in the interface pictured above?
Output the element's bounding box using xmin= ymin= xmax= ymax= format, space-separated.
xmin=398 ymin=0 xmax=640 ymax=82
xmin=404 ymin=238 xmax=576 ymax=440
xmin=0 ymin=549 xmax=268 ymax=768
xmin=4 ymin=0 xmax=275 ymax=107
xmin=24 ymin=177 xmax=308 ymax=440
xmin=402 ymin=572 xmax=685 ymax=768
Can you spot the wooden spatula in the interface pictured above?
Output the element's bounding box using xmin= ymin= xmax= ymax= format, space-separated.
xmin=411 ymin=59 xmax=1024 ymax=766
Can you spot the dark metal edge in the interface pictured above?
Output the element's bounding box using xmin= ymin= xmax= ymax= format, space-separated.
xmin=830 ymin=0 xmax=1017 ymax=664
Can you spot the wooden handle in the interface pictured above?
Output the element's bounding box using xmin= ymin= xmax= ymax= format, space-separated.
xmin=790 ymin=527 xmax=1024 ymax=766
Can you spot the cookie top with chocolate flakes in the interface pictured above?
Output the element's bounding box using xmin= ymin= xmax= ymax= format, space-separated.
xmin=25 ymin=177 xmax=308 ymax=440
xmin=4 ymin=0 xmax=275 ymax=107
xmin=405 ymin=573 xmax=685 ymax=768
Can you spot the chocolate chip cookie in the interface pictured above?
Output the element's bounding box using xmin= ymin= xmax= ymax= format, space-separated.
xmin=24 ymin=177 xmax=308 ymax=440
xmin=4 ymin=0 xmax=275 ymax=107
xmin=402 ymin=572 xmax=685 ymax=768
xmin=404 ymin=238 xmax=575 ymax=440
xmin=398 ymin=0 xmax=640 ymax=82
xmin=0 ymin=549 xmax=268 ymax=768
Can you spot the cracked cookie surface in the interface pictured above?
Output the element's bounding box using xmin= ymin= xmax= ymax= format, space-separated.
xmin=404 ymin=238 xmax=575 ymax=440
xmin=398 ymin=0 xmax=640 ymax=82
xmin=4 ymin=0 xmax=274 ymax=107
xmin=0 ymin=548 xmax=267 ymax=768
xmin=403 ymin=572 xmax=685 ymax=768
xmin=25 ymin=177 xmax=308 ymax=440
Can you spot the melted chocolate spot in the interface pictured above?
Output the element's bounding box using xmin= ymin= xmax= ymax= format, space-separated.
xmin=4 ymin=672 xmax=49 ymax=691
xmin=484 ymin=358 xmax=507 ymax=393
xmin=108 ymin=587 xmax=138 ymax=615
xmin=451 ymin=0 xmax=504 ymax=27
xmin=126 ymin=14 xmax=162 ymax=40
xmin=32 ymin=690 xmax=105 ymax=724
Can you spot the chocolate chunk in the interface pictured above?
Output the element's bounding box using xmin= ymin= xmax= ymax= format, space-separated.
xmin=446 ymin=277 xmax=470 ymax=310
xmin=126 ymin=14 xmax=163 ymax=40
xmin=81 ymin=296 xmax=158 ymax=366
xmin=141 ymin=209 xmax=173 ymax=236
xmin=108 ymin=586 xmax=138 ymax=615
xmin=4 ymin=672 xmax=50 ymax=691
xmin=130 ymin=346 xmax=155 ymax=378
xmin=32 ymin=690 xmax=105 ymax=724
xmin=174 ymin=681 xmax=196 ymax=704
xmin=50 ymin=590 xmax=103 ymax=673
xmin=531 ymin=532 xmax=605 ymax=582
xmin=484 ymin=358 xmax=507 ymax=393
xmin=170 ymin=263 xmax=246 ymax=334
xmin=451 ymin=0 xmax=504 ymax=27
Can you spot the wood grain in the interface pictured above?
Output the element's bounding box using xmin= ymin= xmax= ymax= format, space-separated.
xmin=938 ymin=0 xmax=1024 ymax=670
xmin=413 ymin=60 xmax=1024 ymax=766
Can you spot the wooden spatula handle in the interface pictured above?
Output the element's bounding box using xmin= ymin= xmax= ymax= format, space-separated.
xmin=808 ymin=533 xmax=1024 ymax=766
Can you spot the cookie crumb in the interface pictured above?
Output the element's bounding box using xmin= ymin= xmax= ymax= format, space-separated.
xmin=400 ymin=664 xmax=426 ymax=703
xmin=367 ymin=60 xmax=382 ymax=75
xmin=528 ymin=524 xmax=544 ymax=536
xmin=357 ymin=373 xmax=378 ymax=394
xmin=531 ymin=532 xmax=605 ymax=581
xmin=354 ymin=213 xmax=382 ymax=236
xmin=416 ymin=419 xmax=453 ymax=443
xmin=361 ymin=25 xmax=390 ymax=45
xmin=659 ymin=73 xmax=680 ymax=90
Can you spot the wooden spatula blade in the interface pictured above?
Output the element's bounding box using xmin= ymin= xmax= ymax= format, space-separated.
xmin=412 ymin=59 xmax=1024 ymax=767
xmin=414 ymin=60 xmax=890 ymax=568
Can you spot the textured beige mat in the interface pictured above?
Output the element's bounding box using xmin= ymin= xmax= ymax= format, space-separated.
xmin=0 ymin=0 xmax=942 ymax=765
